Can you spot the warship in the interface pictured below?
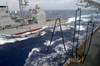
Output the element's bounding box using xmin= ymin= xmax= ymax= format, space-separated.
xmin=0 ymin=0 xmax=100 ymax=66
xmin=0 ymin=0 xmax=67 ymax=35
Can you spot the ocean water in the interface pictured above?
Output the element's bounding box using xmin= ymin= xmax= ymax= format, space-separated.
xmin=0 ymin=10 xmax=100 ymax=66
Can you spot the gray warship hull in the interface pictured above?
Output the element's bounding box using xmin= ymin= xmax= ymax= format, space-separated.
xmin=0 ymin=19 xmax=67 ymax=35
xmin=0 ymin=5 xmax=68 ymax=35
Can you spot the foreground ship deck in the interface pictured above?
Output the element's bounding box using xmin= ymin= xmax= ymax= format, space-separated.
xmin=64 ymin=25 xmax=100 ymax=66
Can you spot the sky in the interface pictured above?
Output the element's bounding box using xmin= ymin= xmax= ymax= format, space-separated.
xmin=0 ymin=0 xmax=88 ymax=11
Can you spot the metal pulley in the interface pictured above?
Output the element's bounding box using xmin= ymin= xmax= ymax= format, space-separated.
xmin=80 ymin=0 xmax=82 ymax=3
xmin=96 ymin=7 xmax=99 ymax=14
xmin=80 ymin=0 xmax=84 ymax=3
xmin=89 ymin=14 xmax=94 ymax=22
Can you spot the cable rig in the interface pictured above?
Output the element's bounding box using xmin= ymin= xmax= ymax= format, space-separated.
xmin=64 ymin=8 xmax=96 ymax=65
xmin=72 ymin=8 xmax=82 ymax=58
xmin=31 ymin=18 xmax=72 ymax=56
xmin=30 ymin=8 xmax=94 ymax=58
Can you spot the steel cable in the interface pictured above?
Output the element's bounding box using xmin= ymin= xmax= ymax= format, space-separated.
xmin=32 ymin=19 xmax=57 ymax=54
xmin=76 ymin=8 xmax=81 ymax=58
xmin=72 ymin=8 xmax=82 ymax=57
xmin=59 ymin=19 xmax=72 ymax=55
xmin=84 ymin=22 xmax=89 ymax=52
xmin=32 ymin=18 xmax=72 ymax=55
xmin=84 ymin=22 xmax=95 ymax=60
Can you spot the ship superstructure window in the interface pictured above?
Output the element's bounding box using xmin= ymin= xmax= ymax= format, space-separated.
xmin=0 ymin=6 xmax=7 ymax=11
xmin=6 ymin=11 xmax=8 ymax=13
xmin=29 ymin=9 xmax=32 ymax=11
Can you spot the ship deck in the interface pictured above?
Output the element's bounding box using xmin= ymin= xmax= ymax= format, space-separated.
xmin=64 ymin=25 xmax=100 ymax=66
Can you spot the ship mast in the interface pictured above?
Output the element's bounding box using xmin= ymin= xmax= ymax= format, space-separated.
xmin=19 ymin=0 xmax=29 ymax=18
xmin=19 ymin=0 xmax=22 ymax=18
xmin=6 ymin=0 xmax=8 ymax=11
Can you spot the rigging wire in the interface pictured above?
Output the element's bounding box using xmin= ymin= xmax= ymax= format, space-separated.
xmin=59 ymin=18 xmax=72 ymax=55
xmin=0 ymin=0 xmax=89 ymax=63
xmin=32 ymin=18 xmax=72 ymax=55
xmin=57 ymin=4 xmax=75 ymax=13
xmin=83 ymin=14 xmax=94 ymax=52
xmin=76 ymin=8 xmax=81 ymax=58
xmin=27 ymin=0 xmax=77 ymax=22
xmin=72 ymin=8 xmax=82 ymax=57
xmin=90 ymin=6 xmax=100 ymax=14
xmin=83 ymin=21 xmax=95 ymax=60
xmin=32 ymin=19 xmax=57 ymax=54
xmin=54 ymin=3 xmax=76 ymax=16
xmin=48 ymin=0 xmax=76 ymax=17
xmin=83 ymin=22 xmax=89 ymax=52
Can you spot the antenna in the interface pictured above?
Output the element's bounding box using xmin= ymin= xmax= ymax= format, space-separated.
xmin=24 ymin=0 xmax=28 ymax=5
xmin=19 ymin=0 xmax=22 ymax=18
xmin=6 ymin=0 xmax=8 ymax=11
xmin=6 ymin=0 xmax=7 ymax=6
xmin=19 ymin=0 xmax=29 ymax=18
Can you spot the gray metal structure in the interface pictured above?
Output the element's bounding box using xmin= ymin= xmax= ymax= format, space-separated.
xmin=64 ymin=25 xmax=100 ymax=66
xmin=0 ymin=6 xmax=17 ymax=28
xmin=64 ymin=0 xmax=100 ymax=66
xmin=84 ymin=0 xmax=100 ymax=10
xmin=0 ymin=4 xmax=67 ymax=35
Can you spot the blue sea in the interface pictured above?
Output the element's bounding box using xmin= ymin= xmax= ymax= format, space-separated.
xmin=0 ymin=10 xmax=100 ymax=66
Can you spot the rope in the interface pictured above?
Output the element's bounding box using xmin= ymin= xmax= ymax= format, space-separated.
xmin=32 ymin=19 xmax=57 ymax=54
xmin=76 ymin=8 xmax=81 ymax=58
xmin=55 ymin=3 xmax=76 ymax=16
xmin=72 ymin=8 xmax=82 ymax=57
xmin=84 ymin=22 xmax=95 ymax=60
xmin=32 ymin=18 xmax=72 ymax=55
xmin=59 ymin=18 xmax=72 ymax=55
xmin=84 ymin=22 xmax=89 ymax=52
xmin=48 ymin=0 xmax=76 ymax=17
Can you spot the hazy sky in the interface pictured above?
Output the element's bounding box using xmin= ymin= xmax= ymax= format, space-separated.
xmin=0 ymin=0 xmax=87 ymax=11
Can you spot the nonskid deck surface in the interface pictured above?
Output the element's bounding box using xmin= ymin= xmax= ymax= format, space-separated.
xmin=68 ymin=27 xmax=100 ymax=66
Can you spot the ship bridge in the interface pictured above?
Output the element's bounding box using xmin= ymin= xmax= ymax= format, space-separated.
xmin=28 ymin=5 xmax=46 ymax=24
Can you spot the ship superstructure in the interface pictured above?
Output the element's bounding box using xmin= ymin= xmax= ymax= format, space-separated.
xmin=0 ymin=1 xmax=67 ymax=35
xmin=0 ymin=6 xmax=18 ymax=29
xmin=28 ymin=5 xmax=46 ymax=24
